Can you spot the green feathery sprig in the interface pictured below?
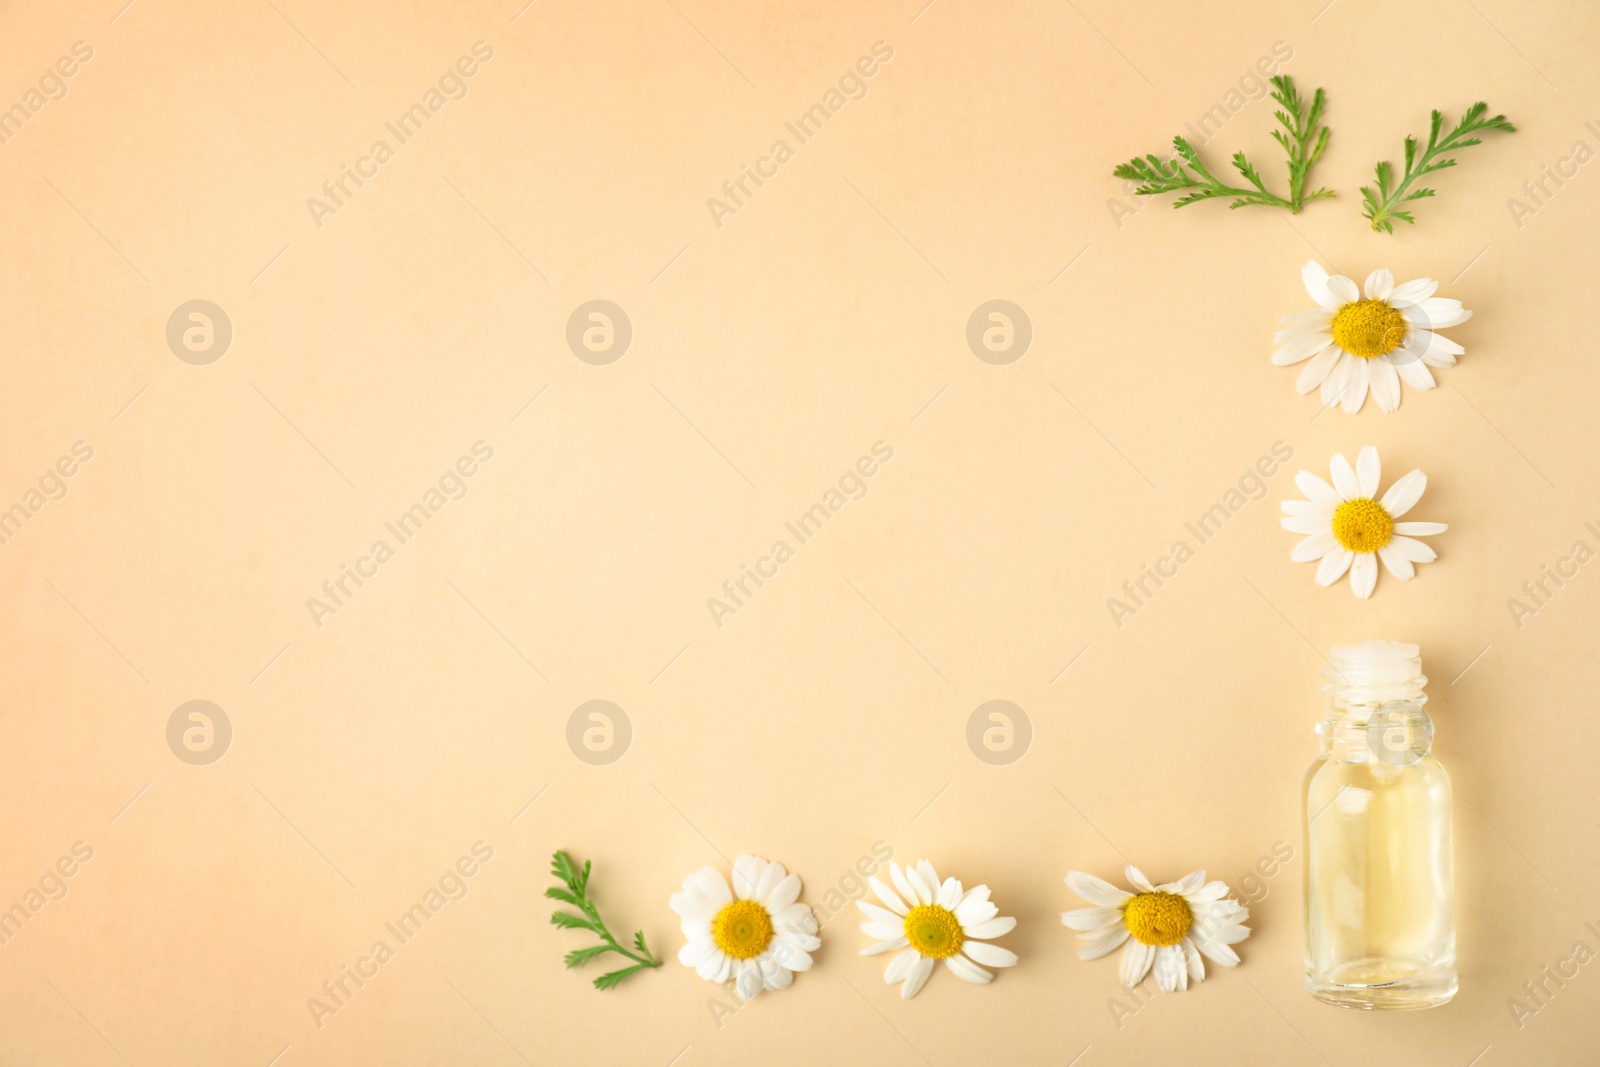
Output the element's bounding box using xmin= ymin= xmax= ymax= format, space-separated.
xmin=1361 ymin=102 xmax=1515 ymax=232
xmin=547 ymin=850 xmax=662 ymax=990
xmin=1111 ymin=76 xmax=1332 ymax=213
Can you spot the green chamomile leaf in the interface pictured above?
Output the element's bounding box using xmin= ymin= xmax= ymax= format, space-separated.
xmin=1107 ymin=76 xmax=1332 ymax=216
xmin=547 ymin=850 xmax=662 ymax=990
xmin=1362 ymin=102 xmax=1514 ymax=231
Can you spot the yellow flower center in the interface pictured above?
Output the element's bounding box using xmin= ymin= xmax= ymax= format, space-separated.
xmin=903 ymin=904 xmax=965 ymax=959
xmin=1332 ymin=497 xmax=1394 ymax=554
xmin=1331 ymin=299 xmax=1408 ymax=359
xmin=1123 ymin=891 xmax=1193 ymax=947
xmin=711 ymin=898 xmax=774 ymax=960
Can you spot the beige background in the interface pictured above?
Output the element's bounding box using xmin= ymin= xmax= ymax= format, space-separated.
xmin=3 ymin=0 xmax=1599 ymax=1063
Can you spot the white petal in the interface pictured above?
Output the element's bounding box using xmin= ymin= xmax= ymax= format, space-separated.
xmin=1291 ymin=531 xmax=1334 ymax=563
xmin=1182 ymin=937 xmax=1206 ymax=983
xmin=1121 ymin=940 xmax=1155 ymax=988
xmin=1394 ymin=356 xmax=1436 ymax=392
xmin=736 ymin=959 xmax=762 ymax=1000
xmin=884 ymin=947 xmax=919 ymax=983
xmin=765 ymin=874 xmax=801 ymax=912
xmin=1273 ymin=334 xmax=1334 ymax=366
xmin=1350 ymin=553 xmax=1378 ymax=598
xmin=889 ymin=864 xmax=923 ymax=909
xmin=695 ymin=868 xmax=733 ymax=906
xmin=1065 ymin=871 xmax=1132 ymax=908
xmin=936 ymin=877 xmax=963 ymax=910
xmin=1341 ymin=358 xmax=1370 ymax=413
xmin=1196 ymin=938 xmax=1240 ymax=968
xmin=861 ymin=935 xmax=908 ymax=956
xmin=1282 ymin=499 xmax=1331 ymax=519
xmin=962 ymin=941 xmax=1018 ymax=968
xmin=1302 ymin=260 xmax=1338 ymax=309
xmin=763 ymin=961 xmax=793 ymax=990
xmin=1280 ymin=306 xmax=1336 ymax=329
xmin=1294 ymin=470 xmax=1341 ymax=508
xmin=901 ymin=956 xmax=935 ymax=998
xmin=1364 ymin=269 xmax=1393 ymax=300
xmin=1315 ymin=546 xmax=1353 ymax=586
xmin=1295 ymin=344 xmax=1343 ymax=393
xmin=1328 ymin=453 xmax=1360 ymax=500
xmin=1412 ymin=297 xmax=1471 ymax=329
xmin=1412 ymin=329 xmax=1463 ymax=356
xmin=771 ymin=942 xmax=812 ymax=972
xmin=1380 ymin=470 xmax=1427 ymax=518
xmin=964 ymin=916 xmax=1017 ymax=940
xmin=1378 ymin=544 xmax=1414 ymax=581
xmin=1326 ymin=274 xmax=1360 ymax=305
xmin=1387 ymin=534 xmax=1439 ymax=563
xmin=1281 ymin=515 xmax=1331 ymax=535
xmin=1421 ymin=347 xmax=1458 ymax=369
xmin=1062 ymin=905 xmax=1123 ymax=931
xmin=732 ymin=855 xmax=766 ymax=898
xmin=868 ymin=876 xmax=907 ymax=915
xmin=861 ymin=919 xmax=904 ymax=941
xmin=679 ymin=938 xmax=716 ymax=967
xmin=1154 ymin=944 xmax=1183 ymax=992
xmin=754 ymin=859 xmax=786 ymax=903
xmin=916 ymin=862 xmax=941 ymax=899
xmin=1388 ymin=277 xmax=1438 ymax=305
xmin=1356 ymin=446 xmax=1381 ymax=498
xmin=695 ymin=947 xmax=730 ymax=981
xmin=945 ymin=953 xmax=993 ymax=984
xmin=1125 ymin=866 xmax=1158 ymax=893
xmin=1320 ymin=352 xmax=1354 ymax=408
xmin=1394 ymin=521 xmax=1446 ymax=536
xmin=776 ymin=925 xmax=820 ymax=953
xmin=1078 ymin=926 xmax=1130 ymax=961
xmin=858 ymin=902 xmax=901 ymax=927
xmin=670 ymin=889 xmax=718 ymax=921
xmin=1370 ymin=357 xmax=1402 ymax=412
xmin=954 ymin=885 xmax=995 ymax=924
xmin=776 ymin=902 xmax=817 ymax=931
xmin=902 ymin=866 xmax=933 ymax=907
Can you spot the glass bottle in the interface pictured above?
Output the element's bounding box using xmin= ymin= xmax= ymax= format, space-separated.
xmin=1302 ymin=641 xmax=1456 ymax=1009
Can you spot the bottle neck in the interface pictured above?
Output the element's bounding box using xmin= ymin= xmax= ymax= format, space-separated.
xmin=1317 ymin=643 xmax=1432 ymax=765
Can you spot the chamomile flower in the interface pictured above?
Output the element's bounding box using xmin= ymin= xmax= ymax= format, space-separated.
xmin=670 ymin=855 xmax=819 ymax=1000
xmin=1282 ymin=445 xmax=1447 ymax=599
xmin=1063 ymin=867 xmax=1250 ymax=992
xmin=1274 ymin=260 xmax=1470 ymax=413
xmin=858 ymin=860 xmax=1017 ymax=998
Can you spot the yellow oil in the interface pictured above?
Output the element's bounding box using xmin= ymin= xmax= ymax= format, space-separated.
xmin=1302 ymin=750 xmax=1457 ymax=1009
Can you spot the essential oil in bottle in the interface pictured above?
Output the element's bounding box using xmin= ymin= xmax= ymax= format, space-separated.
xmin=1302 ymin=641 xmax=1456 ymax=1010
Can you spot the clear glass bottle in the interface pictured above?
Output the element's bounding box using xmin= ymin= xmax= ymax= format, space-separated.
xmin=1302 ymin=641 xmax=1456 ymax=1010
